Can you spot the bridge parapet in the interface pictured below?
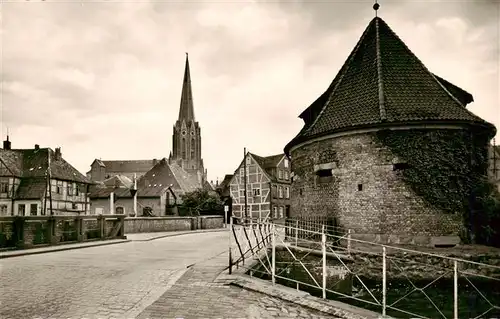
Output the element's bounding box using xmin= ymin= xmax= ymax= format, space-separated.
xmin=0 ymin=215 xmax=126 ymax=250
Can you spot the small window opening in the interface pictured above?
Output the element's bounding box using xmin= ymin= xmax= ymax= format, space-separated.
xmin=358 ymin=184 xmax=363 ymax=191
xmin=393 ymin=163 xmax=410 ymax=171
xmin=299 ymin=188 xmax=303 ymax=196
xmin=316 ymin=169 xmax=333 ymax=183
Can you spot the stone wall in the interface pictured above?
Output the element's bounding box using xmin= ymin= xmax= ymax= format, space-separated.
xmin=290 ymin=130 xmax=466 ymax=243
xmin=125 ymin=215 xmax=223 ymax=233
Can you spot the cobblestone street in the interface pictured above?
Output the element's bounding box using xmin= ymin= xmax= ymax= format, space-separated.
xmin=1 ymin=231 xmax=338 ymax=319
xmin=0 ymin=232 xmax=228 ymax=319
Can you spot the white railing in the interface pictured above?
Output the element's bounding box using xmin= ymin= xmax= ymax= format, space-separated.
xmin=228 ymin=216 xmax=500 ymax=319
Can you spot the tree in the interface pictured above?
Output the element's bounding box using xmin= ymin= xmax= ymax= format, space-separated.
xmin=179 ymin=189 xmax=224 ymax=216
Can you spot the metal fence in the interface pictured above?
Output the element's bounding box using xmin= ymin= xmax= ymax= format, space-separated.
xmin=228 ymin=217 xmax=500 ymax=319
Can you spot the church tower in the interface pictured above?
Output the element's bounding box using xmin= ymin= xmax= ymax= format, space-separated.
xmin=169 ymin=53 xmax=206 ymax=181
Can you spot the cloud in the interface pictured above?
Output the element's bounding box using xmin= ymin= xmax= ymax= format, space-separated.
xmin=1 ymin=0 xmax=499 ymax=184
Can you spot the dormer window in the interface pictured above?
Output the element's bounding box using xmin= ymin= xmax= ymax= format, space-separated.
xmin=284 ymin=158 xmax=289 ymax=168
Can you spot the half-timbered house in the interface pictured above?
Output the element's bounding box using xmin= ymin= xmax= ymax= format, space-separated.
xmin=229 ymin=152 xmax=291 ymax=220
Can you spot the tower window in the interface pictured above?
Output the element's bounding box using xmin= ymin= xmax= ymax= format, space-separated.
xmin=393 ymin=163 xmax=410 ymax=171
xmin=182 ymin=138 xmax=186 ymax=159
xmin=358 ymin=184 xmax=363 ymax=191
xmin=190 ymin=138 xmax=195 ymax=159
xmin=316 ymin=169 xmax=333 ymax=183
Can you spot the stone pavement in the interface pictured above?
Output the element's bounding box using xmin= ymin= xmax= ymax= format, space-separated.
xmin=137 ymin=254 xmax=340 ymax=319
xmin=0 ymin=231 xmax=229 ymax=319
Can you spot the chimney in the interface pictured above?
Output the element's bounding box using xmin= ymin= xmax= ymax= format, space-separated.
xmin=55 ymin=147 xmax=62 ymax=161
xmin=3 ymin=136 xmax=11 ymax=150
xmin=34 ymin=144 xmax=40 ymax=150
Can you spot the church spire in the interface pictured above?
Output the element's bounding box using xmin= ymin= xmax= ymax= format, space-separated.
xmin=178 ymin=53 xmax=195 ymax=122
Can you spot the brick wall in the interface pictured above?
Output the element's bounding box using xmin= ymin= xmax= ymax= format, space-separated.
xmin=90 ymin=197 xmax=165 ymax=216
xmin=124 ymin=215 xmax=224 ymax=233
xmin=290 ymin=130 xmax=465 ymax=243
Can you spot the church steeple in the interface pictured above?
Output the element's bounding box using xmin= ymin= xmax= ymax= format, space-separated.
xmin=178 ymin=52 xmax=195 ymax=122
xmin=170 ymin=53 xmax=206 ymax=184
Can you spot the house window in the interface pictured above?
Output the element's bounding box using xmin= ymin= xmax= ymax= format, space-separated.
xmin=30 ymin=203 xmax=38 ymax=216
xmin=285 ymin=187 xmax=290 ymax=199
xmin=279 ymin=206 xmax=284 ymax=219
xmin=284 ymin=171 xmax=289 ymax=180
xmin=95 ymin=207 xmax=103 ymax=215
xmin=18 ymin=204 xmax=26 ymax=216
xmin=75 ymin=184 xmax=80 ymax=196
xmin=273 ymin=206 xmax=278 ymax=219
xmin=284 ymin=159 xmax=289 ymax=168
xmin=253 ymin=188 xmax=260 ymax=196
xmin=278 ymin=186 xmax=283 ymax=198
xmin=0 ymin=182 xmax=8 ymax=193
xmin=246 ymin=155 xmax=251 ymax=165
xmin=0 ymin=205 xmax=8 ymax=216
xmin=67 ymin=183 xmax=74 ymax=196
xmin=272 ymin=185 xmax=277 ymax=198
xmin=278 ymin=170 xmax=283 ymax=179
xmin=316 ymin=169 xmax=333 ymax=183
xmin=116 ymin=206 xmax=124 ymax=214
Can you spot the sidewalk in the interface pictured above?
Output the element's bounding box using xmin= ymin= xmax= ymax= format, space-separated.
xmin=126 ymin=227 xmax=228 ymax=241
xmin=0 ymin=228 xmax=228 ymax=259
xmin=136 ymin=253 xmax=341 ymax=319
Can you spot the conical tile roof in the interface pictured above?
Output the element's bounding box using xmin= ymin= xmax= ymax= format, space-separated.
xmin=285 ymin=17 xmax=495 ymax=154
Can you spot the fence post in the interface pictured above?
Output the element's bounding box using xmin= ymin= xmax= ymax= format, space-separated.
xmin=229 ymin=215 xmax=233 ymax=275
xmin=347 ymin=229 xmax=352 ymax=255
xmin=322 ymin=224 xmax=326 ymax=299
xmin=382 ymin=246 xmax=387 ymax=317
xmin=454 ymin=260 xmax=458 ymax=319
xmin=295 ymin=220 xmax=298 ymax=246
xmin=272 ymin=223 xmax=276 ymax=285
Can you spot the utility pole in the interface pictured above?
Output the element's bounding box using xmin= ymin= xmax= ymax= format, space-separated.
xmin=244 ymin=147 xmax=248 ymax=223
xmin=48 ymin=150 xmax=54 ymax=216
xmin=133 ymin=173 xmax=138 ymax=217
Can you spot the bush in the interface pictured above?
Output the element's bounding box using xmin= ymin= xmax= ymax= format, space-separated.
xmin=179 ymin=189 xmax=224 ymax=216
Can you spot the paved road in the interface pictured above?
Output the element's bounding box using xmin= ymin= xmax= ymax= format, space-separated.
xmin=0 ymin=232 xmax=228 ymax=319
xmin=1 ymin=231 xmax=336 ymax=319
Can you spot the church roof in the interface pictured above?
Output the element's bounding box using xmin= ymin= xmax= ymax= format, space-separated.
xmin=285 ymin=17 xmax=495 ymax=155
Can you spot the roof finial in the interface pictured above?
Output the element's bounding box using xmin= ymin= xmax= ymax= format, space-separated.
xmin=373 ymin=0 xmax=380 ymax=17
xmin=186 ymin=52 xmax=188 ymax=58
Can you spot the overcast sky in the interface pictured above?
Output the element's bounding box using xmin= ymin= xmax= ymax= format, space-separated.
xmin=1 ymin=0 xmax=499 ymax=184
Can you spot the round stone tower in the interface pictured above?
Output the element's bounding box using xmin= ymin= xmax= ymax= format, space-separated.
xmin=284 ymin=17 xmax=496 ymax=246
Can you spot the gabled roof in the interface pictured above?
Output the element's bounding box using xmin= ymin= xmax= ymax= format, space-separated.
xmin=244 ymin=152 xmax=286 ymax=182
xmin=99 ymin=160 xmax=155 ymax=173
xmin=285 ymin=17 xmax=495 ymax=155
xmin=0 ymin=148 xmax=90 ymax=183
xmin=169 ymin=162 xmax=202 ymax=193
xmin=102 ymin=175 xmax=133 ymax=188
xmin=218 ymin=174 xmax=234 ymax=190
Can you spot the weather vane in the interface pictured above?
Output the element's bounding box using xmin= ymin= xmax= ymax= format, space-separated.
xmin=373 ymin=0 xmax=380 ymax=17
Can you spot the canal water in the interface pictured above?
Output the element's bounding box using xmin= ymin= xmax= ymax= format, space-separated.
xmin=250 ymin=252 xmax=500 ymax=318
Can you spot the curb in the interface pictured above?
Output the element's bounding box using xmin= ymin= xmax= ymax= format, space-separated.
xmin=0 ymin=239 xmax=131 ymax=259
xmin=216 ymin=271 xmax=386 ymax=319
xmin=130 ymin=228 xmax=229 ymax=242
